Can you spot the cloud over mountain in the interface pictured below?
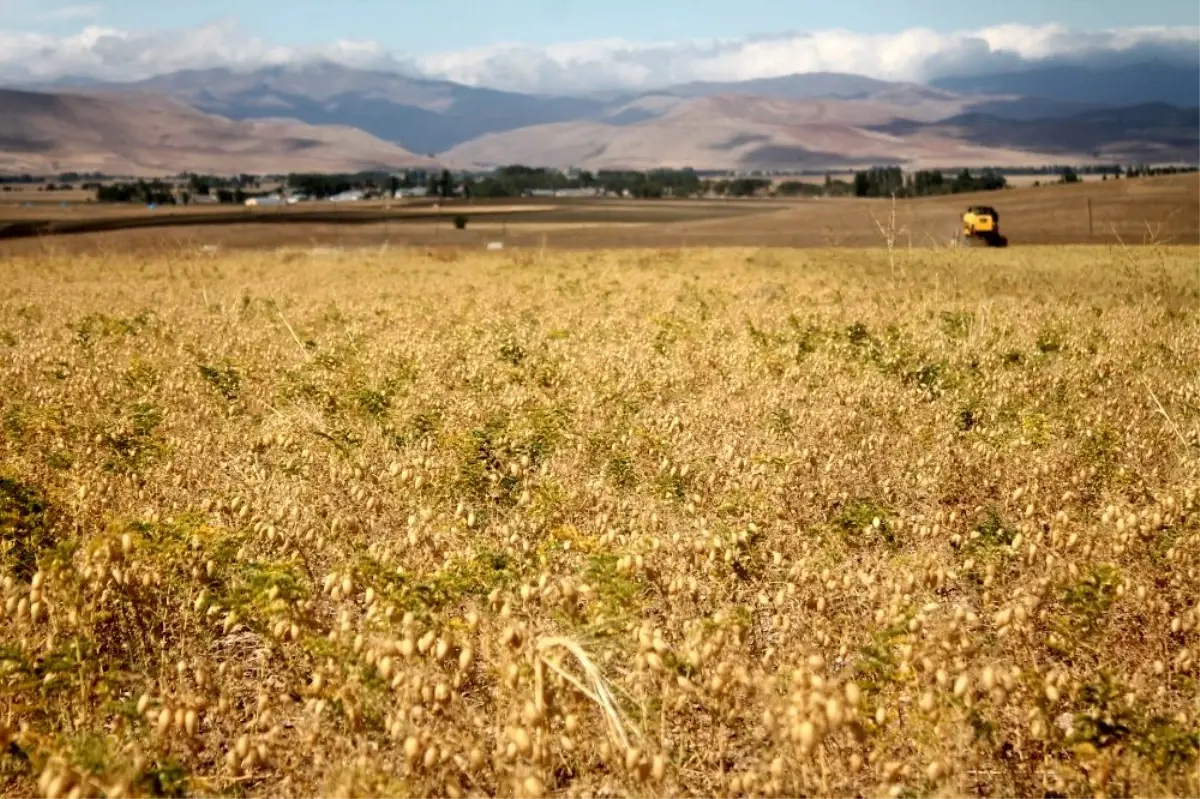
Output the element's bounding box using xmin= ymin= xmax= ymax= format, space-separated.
xmin=0 ymin=18 xmax=1196 ymax=94
xmin=420 ymin=25 xmax=1200 ymax=94
xmin=0 ymin=18 xmax=420 ymax=85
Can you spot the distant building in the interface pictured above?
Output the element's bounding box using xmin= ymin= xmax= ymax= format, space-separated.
xmin=329 ymin=190 xmax=365 ymax=202
xmin=521 ymin=188 xmax=604 ymax=198
xmin=394 ymin=187 xmax=428 ymax=198
xmin=244 ymin=194 xmax=285 ymax=207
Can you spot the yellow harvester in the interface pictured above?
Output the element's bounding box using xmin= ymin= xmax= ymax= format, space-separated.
xmin=961 ymin=205 xmax=1008 ymax=247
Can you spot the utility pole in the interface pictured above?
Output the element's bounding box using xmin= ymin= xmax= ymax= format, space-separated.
xmin=1086 ymin=198 xmax=1093 ymax=237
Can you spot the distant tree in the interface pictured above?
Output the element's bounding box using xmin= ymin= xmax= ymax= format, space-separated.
xmin=723 ymin=178 xmax=770 ymax=197
xmin=471 ymin=178 xmax=512 ymax=197
xmin=951 ymin=169 xmax=974 ymax=193
xmin=775 ymin=181 xmax=823 ymax=197
xmin=851 ymin=166 xmax=904 ymax=198
xmin=853 ymin=172 xmax=870 ymax=197
xmin=95 ymin=179 xmax=175 ymax=205
xmin=643 ymin=181 xmax=665 ymax=199
xmin=824 ymin=178 xmax=853 ymax=197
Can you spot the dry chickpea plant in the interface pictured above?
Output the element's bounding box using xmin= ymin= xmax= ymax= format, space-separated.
xmin=0 ymin=244 xmax=1198 ymax=799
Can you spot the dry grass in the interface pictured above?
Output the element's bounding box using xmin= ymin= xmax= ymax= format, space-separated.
xmin=0 ymin=201 xmax=558 ymax=222
xmin=0 ymin=188 xmax=97 ymax=206
xmin=0 ymin=243 xmax=1198 ymax=799
xmin=2 ymin=174 xmax=1195 ymax=257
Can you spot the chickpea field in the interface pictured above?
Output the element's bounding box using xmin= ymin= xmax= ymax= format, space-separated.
xmin=1 ymin=245 xmax=1198 ymax=799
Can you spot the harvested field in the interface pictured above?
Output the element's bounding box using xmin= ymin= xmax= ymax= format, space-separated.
xmin=0 ymin=175 xmax=1194 ymax=255
xmin=0 ymin=187 xmax=96 ymax=205
xmin=0 ymin=203 xmax=559 ymax=233
xmin=0 ymin=243 xmax=1197 ymax=798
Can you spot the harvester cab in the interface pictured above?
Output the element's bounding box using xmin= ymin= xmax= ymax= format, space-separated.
xmin=961 ymin=205 xmax=1008 ymax=247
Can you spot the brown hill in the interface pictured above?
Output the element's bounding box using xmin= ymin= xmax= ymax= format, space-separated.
xmin=29 ymin=62 xmax=609 ymax=156
xmin=443 ymin=93 xmax=1086 ymax=171
xmin=0 ymin=88 xmax=442 ymax=176
xmin=873 ymin=104 xmax=1199 ymax=165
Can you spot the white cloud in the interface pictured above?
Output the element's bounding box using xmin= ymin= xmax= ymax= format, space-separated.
xmin=0 ymin=18 xmax=413 ymax=84
xmin=415 ymin=25 xmax=1200 ymax=93
xmin=0 ymin=19 xmax=1195 ymax=92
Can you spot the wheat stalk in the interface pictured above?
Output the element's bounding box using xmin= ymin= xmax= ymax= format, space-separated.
xmin=536 ymin=635 xmax=640 ymax=751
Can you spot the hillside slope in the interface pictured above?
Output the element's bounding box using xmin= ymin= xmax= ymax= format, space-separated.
xmin=30 ymin=62 xmax=608 ymax=155
xmin=442 ymin=94 xmax=1082 ymax=171
xmin=23 ymin=62 xmax=1190 ymax=158
xmin=0 ymin=88 xmax=442 ymax=176
xmin=6 ymin=60 xmax=1197 ymax=174
xmin=932 ymin=60 xmax=1200 ymax=108
xmin=874 ymin=104 xmax=1200 ymax=164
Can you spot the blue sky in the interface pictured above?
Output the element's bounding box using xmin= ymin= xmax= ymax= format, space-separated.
xmin=16 ymin=0 xmax=1200 ymax=55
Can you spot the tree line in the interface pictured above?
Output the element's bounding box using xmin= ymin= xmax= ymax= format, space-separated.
xmin=1123 ymin=165 xmax=1196 ymax=177
xmin=181 ymin=173 xmax=260 ymax=194
xmin=285 ymin=171 xmax=426 ymax=199
xmin=418 ymin=168 xmax=853 ymax=199
xmin=95 ymin=180 xmax=182 ymax=206
xmin=849 ymin=167 xmax=1009 ymax=198
xmin=460 ymin=166 xmax=706 ymax=199
xmin=70 ymin=166 xmax=1038 ymax=205
xmin=73 ymin=162 xmax=1200 ymax=205
xmin=93 ymin=179 xmax=259 ymax=205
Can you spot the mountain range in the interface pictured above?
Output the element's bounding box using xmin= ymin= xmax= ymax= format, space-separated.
xmin=0 ymin=88 xmax=438 ymax=176
xmin=3 ymin=59 xmax=1197 ymax=176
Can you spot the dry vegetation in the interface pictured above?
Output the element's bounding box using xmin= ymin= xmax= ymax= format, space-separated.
xmin=1 ymin=242 xmax=1198 ymax=799
xmin=3 ymin=174 xmax=1196 ymax=257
